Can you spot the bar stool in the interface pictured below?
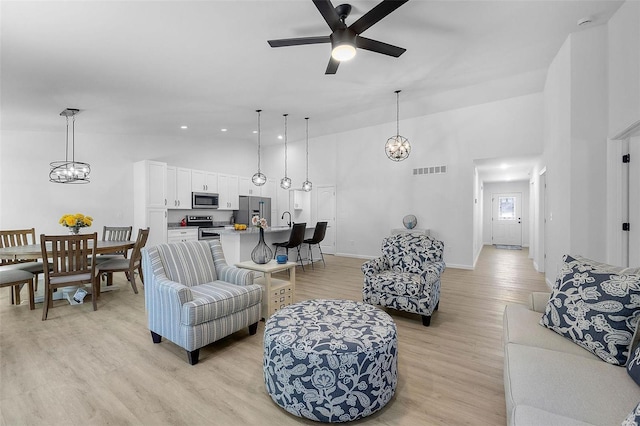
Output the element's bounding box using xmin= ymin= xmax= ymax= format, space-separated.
xmin=273 ymin=223 xmax=306 ymax=271
xmin=303 ymin=222 xmax=328 ymax=269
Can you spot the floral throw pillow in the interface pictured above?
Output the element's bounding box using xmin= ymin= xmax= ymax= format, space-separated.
xmin=628 ymin=342 xmax=640 ymax=386
xmin=622 ymin=401 xmax=640 ymax=426
xmin=540 ymin=255 xmax=640 ymax=365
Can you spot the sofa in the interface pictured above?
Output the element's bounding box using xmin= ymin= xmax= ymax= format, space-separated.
xmin=503 ymin=255 xmax=640 ymax=425
xmin=142 ymin=240 xmax=263 ymax=365
xmin=362 ymin=233 xmax=445 ymax=326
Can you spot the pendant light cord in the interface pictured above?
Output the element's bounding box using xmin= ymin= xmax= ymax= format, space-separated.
xmin=256 ymin=109 xmax=262 ymax=173
xmin=395 ymin=90 xmax=401 ymax=137
xmin=71 ymin=114 xmax=76 ymax=163
xmin=305 ymin=117 xmax=309 ymax=181
xmin=284 ymin=114 xmax=288 ymax=177
xmin=65 ymin=116 xmax=70 ymax=162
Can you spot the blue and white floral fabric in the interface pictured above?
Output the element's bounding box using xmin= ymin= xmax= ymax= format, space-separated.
xmin=628 ymin=342 xmax=640 ymax=386
xmin=540 ymin=255 xmax=640 ymax=365
xmin=362 ymin=233 xmax=445 ymax=322
xmin=263 ymin=299 xmax=398 ymax=423
xmin=622 ymin=401 xmax=640 ymax=426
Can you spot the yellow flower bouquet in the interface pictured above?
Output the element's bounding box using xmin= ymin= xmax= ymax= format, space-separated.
xmin=59 ymin=213 xmax=93 ymax=234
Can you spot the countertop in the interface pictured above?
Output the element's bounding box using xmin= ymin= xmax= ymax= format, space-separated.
xmin=217 ymin=226 xmax=314 ymax=236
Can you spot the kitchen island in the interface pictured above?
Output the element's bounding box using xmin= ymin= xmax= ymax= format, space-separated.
xmin=219 ymin=226 xmax=314 ymax=266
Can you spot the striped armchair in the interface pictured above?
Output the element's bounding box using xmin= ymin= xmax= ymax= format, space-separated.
xmin=142 ymin=240 xmax=263 ymax=365
xmin=362 ymin=233 xmax=445 ymax=327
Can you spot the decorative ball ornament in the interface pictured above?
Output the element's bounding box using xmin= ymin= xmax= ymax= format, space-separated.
xmin=385 ymin=135 xmax=411 ymax=161
xmin=402 ymin=214 xmax=417 ymax=229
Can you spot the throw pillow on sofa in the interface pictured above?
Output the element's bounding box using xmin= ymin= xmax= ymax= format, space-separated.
xmin=628 ymin=342 xmax=640 ymax=386
xmin=540 ymin=255 xmax=640 ymax=365
xmin=622 ymin=401 xmax=640 ymax=426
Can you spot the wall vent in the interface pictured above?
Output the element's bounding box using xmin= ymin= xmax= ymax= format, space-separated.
xmin=413 ymin=165 xmax=447 ymax=176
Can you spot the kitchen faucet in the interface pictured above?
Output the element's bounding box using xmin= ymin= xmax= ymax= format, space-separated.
xmin=282 ymin=211 xmax=292 ymax=227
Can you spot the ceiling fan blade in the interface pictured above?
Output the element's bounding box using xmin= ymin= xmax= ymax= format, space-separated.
xmin=349 ymin=0 xmax=409 ymax=35
xmin=268 ymin=36 xmax=331 ymax=48
xmin=312 ymin=0 xmax=343 ymax=31
xmin=325 ymin=57 xmax=339 ymax=74
xmin=356 ymin=36 xmax=406 ymax=57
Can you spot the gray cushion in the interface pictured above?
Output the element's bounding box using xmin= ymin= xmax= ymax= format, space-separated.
xmin=503 ymin=304 xmax=600 ymax=360
xmin=96 ymin=258 xmax=130 ymax=271
xmin=181 ymin=281 xmax=263 ymax=326
xmin=504 ymin=343 xmax=640 ymax=425
xmin=0 ymin=269 xmax=34 ymax=285
xmin=512 ymin=405 xmax=598 ymax=426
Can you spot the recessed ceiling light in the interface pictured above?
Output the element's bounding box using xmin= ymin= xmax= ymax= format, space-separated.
xmin=253 ymin=130 xmax=258 ymax=134
xmin=500 ymin=163 xmax=508 ymax=169
xmin=277 ymin=135 xmax=283 ymax=140
xmin=180 ymin=125 xmax=188 ymax=129
xmin=221 ymin=128 xmax=227 ymax=132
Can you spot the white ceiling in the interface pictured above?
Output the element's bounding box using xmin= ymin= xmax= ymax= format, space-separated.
xmin=0 ymin=0 xmax=623 ymax=156
xmin=475 ymin=155 xmax=540 ymax=183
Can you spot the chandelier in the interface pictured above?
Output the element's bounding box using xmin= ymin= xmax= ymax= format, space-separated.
xmin=49 ymin=108 xmax=91 ymax=184
xmin=385 ymin=90 xmax=411 ymax=161
xmin=251 ymin=109 xmax=266 ymax=186
xmin=280 ymin=113 xmax=292 ymax=190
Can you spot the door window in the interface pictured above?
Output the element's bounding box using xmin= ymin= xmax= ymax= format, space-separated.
xmin=498 ymin=196 xmax=516 ymax=220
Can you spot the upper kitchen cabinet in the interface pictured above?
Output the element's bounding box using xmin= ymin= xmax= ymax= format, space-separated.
xmin=218 ymin=174 xmax=239 ymax=210
xmin=292 ymin=189 xmax=310 ymax=210
xmin=167 ymin=166 xmax=192 ymax=209
xmin=134 ymin=160 xmax=167 ymax=208
xmin=239 ymin=176 xmax=276 ymax=199
xmin=191 ymin=170 xmax=218 ymax=194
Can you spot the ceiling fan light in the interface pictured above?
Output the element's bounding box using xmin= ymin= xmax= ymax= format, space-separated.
xmin=332 ymin=44 xmax=356 ymax=61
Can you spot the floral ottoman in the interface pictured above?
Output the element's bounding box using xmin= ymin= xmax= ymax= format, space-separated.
xmin=263 ymin=299 xmax=398 ymax=422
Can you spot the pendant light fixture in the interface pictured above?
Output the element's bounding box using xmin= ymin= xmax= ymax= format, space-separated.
xmin=251 ymin=109 xmax=267 ymax=186
xmin=49 ymin=108 xmax=91 ymax=184
xmin=385 ymin=90 xmax=411 ymax=162
xmin=280 ymin=113 xmax=292 ymax=190
xmin=302 ymin=117 xmax=312 ymax=192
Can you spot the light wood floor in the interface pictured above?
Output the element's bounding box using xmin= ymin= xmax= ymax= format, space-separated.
xmin=0 ymin=246 xmax=548 ymax=425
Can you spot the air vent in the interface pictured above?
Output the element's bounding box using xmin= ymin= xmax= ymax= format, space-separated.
xmin=413 ymin=165 xmax=447 ymax=176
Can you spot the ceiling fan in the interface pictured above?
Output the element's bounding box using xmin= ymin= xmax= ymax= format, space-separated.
xmin=267 ymin=0 xmax=409 ymax=74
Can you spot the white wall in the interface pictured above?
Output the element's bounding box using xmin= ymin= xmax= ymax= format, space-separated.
xmin=608 ymin=1 xmax=640 ymax=135
xmin=0 ymin=129 xmax=256 ymax=236
xmin=482 ymin=180 xmax=530 ymax=247
xmin=280 ymin=93 xmax=544 ymax=268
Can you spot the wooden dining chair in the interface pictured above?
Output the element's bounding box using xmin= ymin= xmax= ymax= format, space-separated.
xmin=0 ymin=228 xmax=45 ymax=304
xmin=95 ymin=228 xmax=149 ymax=294
xmin=96 ymin=225 xmax=133 ymax=285
xmin=0 ymin=269 xmax=35 ymax=310
xmin=40 ymin=233 xmax=98 ymax=320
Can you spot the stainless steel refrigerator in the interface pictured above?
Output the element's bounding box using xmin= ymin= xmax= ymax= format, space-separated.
xmin=236 ymin=196 xmax=271 ymax=226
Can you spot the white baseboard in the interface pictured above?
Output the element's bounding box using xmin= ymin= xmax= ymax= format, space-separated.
xmin=446 ymin=263 xmax=474 ymax=270
xmin=335 ymin=253 xmax=376 ymax=260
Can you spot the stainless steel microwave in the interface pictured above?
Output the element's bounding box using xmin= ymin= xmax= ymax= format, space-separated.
xmin=192 ymin=192 xmax=219 ymax=209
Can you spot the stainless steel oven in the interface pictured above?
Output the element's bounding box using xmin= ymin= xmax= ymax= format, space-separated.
xmin=186 ymin=216 xmax=223 ymax=241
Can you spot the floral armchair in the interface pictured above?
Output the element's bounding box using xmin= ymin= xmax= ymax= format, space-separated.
xmin=362 ymin=233 xmax=445 ymax=326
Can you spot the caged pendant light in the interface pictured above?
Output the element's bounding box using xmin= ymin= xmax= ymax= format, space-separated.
xmin=302 ymin=117 xmax=312 ymax=192
xmin=251 ymin=109 xmax=267 ymax=186
xmin=385 ymin=90 xmax=411 ymax=162
xmin=49 ymin=108 xmax=91 ymax=184
xmin=280 ymin=113 xmax=292 ymax=190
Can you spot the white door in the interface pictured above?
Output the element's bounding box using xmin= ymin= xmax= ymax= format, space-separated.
xmin=492 ymin=192 xmax=523 ymax=246
xmin=316 ymin=185 xmax=336 ymax=254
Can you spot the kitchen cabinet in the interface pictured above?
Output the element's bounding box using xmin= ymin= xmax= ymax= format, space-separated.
xmin=134 ymin=160 xmax=168 ymax=247
xmin=167 ymin=228 xmax=198 ymax=244
xmin=293 ymin=190 xmax=309 ymax=210
xmin=192 ymin=170 xmax=218 ymax=193
xmin=218 ymin=174 xmax=239 ymax=210
xmin=239 ymin=176 xmax=276 ymax=198
xmin=167 ymin=166 xmax=192 ymax=209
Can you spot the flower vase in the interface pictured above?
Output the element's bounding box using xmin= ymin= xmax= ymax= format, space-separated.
xmin=251 ymin=228 xmax=272 ymax=264
xmin=69 ymin=226 xmax=80 ymax=235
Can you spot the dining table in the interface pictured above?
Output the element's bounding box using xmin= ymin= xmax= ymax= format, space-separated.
xmin=0 ymin=240 xmax=135 ymax=261
xmin=0 ymin=240 xmax=136 ymax=305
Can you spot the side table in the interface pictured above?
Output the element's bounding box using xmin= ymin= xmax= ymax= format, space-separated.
xmin=235 ymin=260 xmax=296 ymax=319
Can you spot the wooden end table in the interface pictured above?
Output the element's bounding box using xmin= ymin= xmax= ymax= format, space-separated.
xmin=235 ymin=260 xmax=296 ymax=320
